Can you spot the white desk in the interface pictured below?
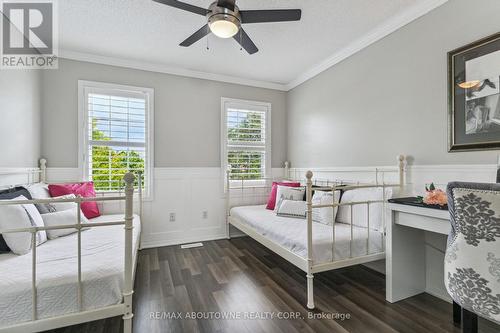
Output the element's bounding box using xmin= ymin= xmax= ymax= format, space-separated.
xmin=386 ymin=203 xmax=451 ymax=303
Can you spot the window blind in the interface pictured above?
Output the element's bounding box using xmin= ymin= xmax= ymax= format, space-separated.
xmin=87 ymin=93 xmax=147 ymax=191
xmin=226 ymin=108 xmax=266 ymax=180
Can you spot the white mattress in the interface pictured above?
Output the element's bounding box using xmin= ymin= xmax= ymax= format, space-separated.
xmin=230 ymin=205 xmax=383 ymax=264
xmin=0 ymin=214 xmax=141 ymax=327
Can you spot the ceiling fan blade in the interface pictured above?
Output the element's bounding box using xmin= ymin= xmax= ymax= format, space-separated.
xmin=153 ymin=0 xmax=208 ymax=16
xmin=240 ymin=9 xmax=301 ymax=23
xmin=180 ymin=25 xmax=210 ymax=47
xmin=217 ymin=0 xmax=235 ymax=12
xmin=233 ymin=29 xmax=258 ymax=55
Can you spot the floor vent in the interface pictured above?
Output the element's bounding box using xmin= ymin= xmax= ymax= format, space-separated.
xmin=180 ymin=242 xmax=204 ymax=249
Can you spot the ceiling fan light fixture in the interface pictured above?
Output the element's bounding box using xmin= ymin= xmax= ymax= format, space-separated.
xmin=457 ymin=80 xmax=481 ymax=89
xmin=208 ymin=13 xmax=240 ymax=38
xmin=155 ymin=0 xmax=302 ymax=54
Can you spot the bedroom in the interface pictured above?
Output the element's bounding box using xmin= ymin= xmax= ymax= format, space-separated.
xmin=1 ymin=0 xmax=500 ymax=332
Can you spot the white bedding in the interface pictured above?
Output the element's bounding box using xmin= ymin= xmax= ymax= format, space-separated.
xmin=230 ymin=205 xmax=383 ymax=264
xmin=0 ymin=214 xmax=141 ymax=327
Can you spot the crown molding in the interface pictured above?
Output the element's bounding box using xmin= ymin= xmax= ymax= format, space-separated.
xmin=59 ymin=49 xmax=288 ymax=91
xmin=285 ymin=0 xmax=449 ymax=90
xmin=59 ymin=0 xmax=448 ymax=92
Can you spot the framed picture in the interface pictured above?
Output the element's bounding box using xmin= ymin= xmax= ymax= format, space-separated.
xmin=448 ymin=32 xmax=500 ymax=151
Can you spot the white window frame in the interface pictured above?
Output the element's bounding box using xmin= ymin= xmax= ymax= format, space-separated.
xmin=221 ymin=97 xmax=272 ymax=185
xmin=78 ymin=80 xmax=154 ymax=199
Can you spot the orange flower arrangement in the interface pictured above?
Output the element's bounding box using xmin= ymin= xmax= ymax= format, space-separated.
xmin=422 ymin=183 xmax=448 ymax=206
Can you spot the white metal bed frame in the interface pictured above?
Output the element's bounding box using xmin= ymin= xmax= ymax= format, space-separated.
xmin=226 ymin=155 xmax=406 ymax=309
xmin=0 ymin=159 xmax=142 ymax=333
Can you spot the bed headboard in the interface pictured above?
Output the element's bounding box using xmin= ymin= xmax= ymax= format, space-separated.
xmin=226 ymin=155 xmax=407 ymax=208
xmin=286 ymin=155 xmax=406 ymax=186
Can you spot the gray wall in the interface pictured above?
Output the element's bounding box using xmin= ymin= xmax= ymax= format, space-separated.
xmin=42 ymin=59 xmax=287 ymax=168
xmin=0 ymin=70 xmax=41 ymax=167
xmin=287 ymin=0 xmax=500 ymax=167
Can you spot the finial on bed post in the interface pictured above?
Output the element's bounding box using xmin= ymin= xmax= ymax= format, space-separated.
xmin=122 ymin=172 xmax=135 ymax=333
xmin=397 ymin=155 xmax=406 ymax=186
xmin=305 ymin=170 xmax=315 ymax=309
xmin=39 ymin=158 xmax=47 ymax=183
xmin=284 ymin=161 xmax=290 ymax=180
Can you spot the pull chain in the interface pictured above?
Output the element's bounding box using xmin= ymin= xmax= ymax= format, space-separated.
xmin=239 ymin=29 xmax=242 ymax=51
xmin=206 ymin=25 xmax=210 ymax=51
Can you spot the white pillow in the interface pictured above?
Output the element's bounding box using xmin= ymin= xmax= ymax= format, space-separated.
xmin=276 ymin=199 xmax=306 ymax=219
xmin=0 ymin=195 xmax=47 ymax=255
xmin=46 ymin=194 xmax=77 ymax=212
xmin=274 ymin=185 xmax=305 ymax=211
xmin=336 ymin=187 xmax=393 ymax=231
xmin=312 ymin=190 xmax=341 ymax=225
xmin=24 ymin=182 xmax=52 ymax=214
xmin=41 ymin=209 xmax=89 ymax=239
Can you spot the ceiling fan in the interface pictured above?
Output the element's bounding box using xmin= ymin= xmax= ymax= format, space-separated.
xmin=153 ymin=0 xmax=302 ymax=54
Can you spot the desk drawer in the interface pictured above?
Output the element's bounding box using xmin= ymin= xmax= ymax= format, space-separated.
xmin=394 ymin=211 xmax=450 ymax=235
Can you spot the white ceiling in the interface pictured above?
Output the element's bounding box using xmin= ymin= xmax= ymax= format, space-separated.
xmin=59 ymin=0 xmax=443 ymax=89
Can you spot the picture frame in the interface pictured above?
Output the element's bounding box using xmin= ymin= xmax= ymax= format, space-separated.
xmin=448 ymin=32 xmax=500 ymax=152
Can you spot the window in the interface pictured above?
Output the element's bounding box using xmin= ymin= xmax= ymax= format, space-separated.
xmin=221 ymin=98 xmax=271 ymax=181
xmin=78 ymin=81 xmax=154 ymax=197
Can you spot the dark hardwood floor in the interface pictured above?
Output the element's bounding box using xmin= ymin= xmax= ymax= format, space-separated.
xmin=45 ymin=237 xmax=499 ymax=333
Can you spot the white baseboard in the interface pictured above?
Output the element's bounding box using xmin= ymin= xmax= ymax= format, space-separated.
xmin=140 ymin=233 xmax=228 ymax=250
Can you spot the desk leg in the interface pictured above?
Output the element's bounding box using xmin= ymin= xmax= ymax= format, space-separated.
xmin=453 ymin=301 xmax=461 ymax=325
xmin=386 ymin=210 xmax=426 ymax=302
xmin=463 ymin=309 xmax=478 ymax=333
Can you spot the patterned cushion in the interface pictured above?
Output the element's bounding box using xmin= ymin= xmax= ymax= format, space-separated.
xmin=273 ymin=186 xmax=305 ymax=212
xmin=445 ymin=183 xmax=500 ymax=324
xmin=276 ymin=199 xmax=306 ymax=219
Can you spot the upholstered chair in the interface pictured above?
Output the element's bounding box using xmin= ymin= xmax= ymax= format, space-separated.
xmin=445 ymin=182 xmax=500 ymax=333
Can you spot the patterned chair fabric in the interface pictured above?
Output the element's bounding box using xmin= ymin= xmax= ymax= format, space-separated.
xmin=445 ymin=182 xmax=500 ymax=325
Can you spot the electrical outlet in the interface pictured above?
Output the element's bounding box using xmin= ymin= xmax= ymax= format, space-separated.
xmin=169 ymin=213 xmax=176 ymax=222
xmin=202 ymin=211 xmax=208 ymax=219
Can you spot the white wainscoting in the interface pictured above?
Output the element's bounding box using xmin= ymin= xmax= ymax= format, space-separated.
xmin=45 ymin=167 xmax=284 ymax=249
xmin=0 ymin=168 xmax=40 ymax=188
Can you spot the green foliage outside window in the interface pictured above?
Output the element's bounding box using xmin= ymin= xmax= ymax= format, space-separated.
xmin=91 ymin=119 xmax=145 ymax=191
xmin=227 ymin=112 xmax=265 ymax=180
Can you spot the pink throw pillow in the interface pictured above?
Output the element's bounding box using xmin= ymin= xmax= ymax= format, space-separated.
xmin=48 ymin=182 xmax=101 ymax=219
xmin=266 ymin=182 xmax=301 ymax=210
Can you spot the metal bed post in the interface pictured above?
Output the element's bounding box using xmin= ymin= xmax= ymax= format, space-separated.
xmin=122 ymin=173 xmax=135 ymax=333
xmin=31 ymin=231 xmax=37 ymax=321
xmin=366 ymin=203 xmax=370 ymax=255
xmin=76 ymin=200 xmax=83 ymax=311
xmin=226 ymin=168 xmax=231 ymax=239
xmin=305 ymin=170 xmax=314 ymax=310
xmin=397 ymin=155 xmax=406 ymax=186
xmin=284 ymin=161 xmax=290 ymax=180
xmin=349 ymin=205 xmax=354 ymax=258
xmin=331 ymin=185 xmax=336 ymax=262
xmin=137 ymin=171 xmax=143 ymax=222
xmin=39 ymin=158 xmax=47 ymax=183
